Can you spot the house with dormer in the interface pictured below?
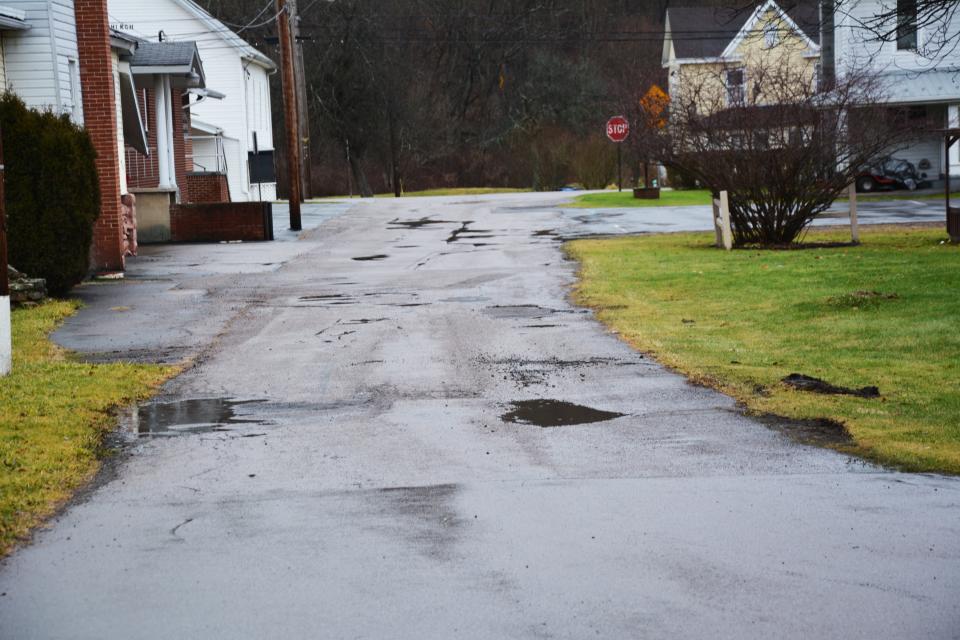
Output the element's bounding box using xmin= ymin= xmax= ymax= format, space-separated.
xmin=826 ymin=0 xmax=960 ymax=185
xmin=663 ymin=0 xmax=821 ymax=114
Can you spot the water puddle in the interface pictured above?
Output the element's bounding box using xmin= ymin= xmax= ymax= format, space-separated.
xmin=352 ymin=255 xmax=389 ymax=261
xmin=122 ymin=398 xmax=268 ymax=437
xmin=485 ymin=305 xmax=555 ymax=319
xmin=447 ymin=222 xmax=494 ymax=244
xmin=388 ymin=218 xmax=456 ymax=229
xmin=501 ymin=399 xmax=625 ymax=427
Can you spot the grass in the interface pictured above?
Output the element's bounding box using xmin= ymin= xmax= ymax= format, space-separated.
xmin=567 ymin=226 xmax=960 ymax=474
xmin=566 ymin=189 xmax=713 ymax=208
xmin=0 ymin=301 xmax=175 ymax=555
xmin=567 ymin=189 xmax=960 ymax=209
xmin=310 ymin=187 xmax=530 ymax=201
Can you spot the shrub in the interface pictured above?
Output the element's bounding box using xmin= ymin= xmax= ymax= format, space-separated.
xmin=572 ymin=136 xmax=616 ymax=190
xmin=1 ymin=93 xmax=99 ymax=295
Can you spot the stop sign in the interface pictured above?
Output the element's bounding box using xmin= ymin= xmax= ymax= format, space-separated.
xmin=606 ymin=115 xmax=630 ymax=143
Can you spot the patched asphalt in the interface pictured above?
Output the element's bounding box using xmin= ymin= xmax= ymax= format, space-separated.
xmin=1 ymin=194 xmax=958 ymax=639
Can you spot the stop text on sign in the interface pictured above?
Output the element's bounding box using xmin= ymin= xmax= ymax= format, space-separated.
xmin=606 ymin=116 xmax=630 ymax=143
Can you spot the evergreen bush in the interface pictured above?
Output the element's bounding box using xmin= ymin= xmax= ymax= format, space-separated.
xmin=1 ymin=93 xmax=99 ymax=295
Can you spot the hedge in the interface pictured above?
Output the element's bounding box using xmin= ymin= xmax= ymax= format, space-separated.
xmin=1 ymin=93 xmax=100 ymax=296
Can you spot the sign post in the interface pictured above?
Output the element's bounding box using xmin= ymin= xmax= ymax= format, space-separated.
xmin=606 ymin=115 xmax=630 ymax=192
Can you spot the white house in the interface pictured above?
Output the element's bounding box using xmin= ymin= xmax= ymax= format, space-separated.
xmin=829 ymin=0 xmax=960 ymax=183
xmin=0 ymin=0 xmax=82 ymax=121
xmin=108 ymin=0 xmax=277 ymax=202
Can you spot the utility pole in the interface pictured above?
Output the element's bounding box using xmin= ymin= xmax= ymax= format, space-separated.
xmin=276 ymin=0 xmax=302 ymax=230
xmin=1 ymin=122 xmax=11 ymax=376
xmin=290 ymin=0 xmax=312 ymax=200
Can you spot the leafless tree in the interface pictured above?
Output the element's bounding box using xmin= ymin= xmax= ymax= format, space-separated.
xmin=657 ymin=57 xmax=920 ymax=245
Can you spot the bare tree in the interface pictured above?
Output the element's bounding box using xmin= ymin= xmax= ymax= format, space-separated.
xmin=657 ymin=57 xmax=919 ymax=246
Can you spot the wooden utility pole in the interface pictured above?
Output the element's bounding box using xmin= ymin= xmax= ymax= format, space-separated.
xmin=290 ymin=0 xmax=312 ymax=200
xmin=276 ymin=0 xmax=302 ymax=230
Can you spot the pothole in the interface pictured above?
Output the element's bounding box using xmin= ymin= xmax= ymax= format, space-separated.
xmin=501 ymin=399 xmax=625 ymax=427
xmin=121 ymin=398 xmax=268 ymax=437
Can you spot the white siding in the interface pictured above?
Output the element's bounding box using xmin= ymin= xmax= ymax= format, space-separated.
xmin=1 ymin=0 xmax=81 ymax=122
xmin=835 ymin=0 xmax=960 ymax=75
xmin=108 ymin=0 xmax=276 ymax=201
xmin=0 ymin=33 xmax=6 ymax=90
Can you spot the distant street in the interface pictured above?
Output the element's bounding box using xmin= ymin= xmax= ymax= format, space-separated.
xmin=1 ymin=193 xmax=957 ymax=639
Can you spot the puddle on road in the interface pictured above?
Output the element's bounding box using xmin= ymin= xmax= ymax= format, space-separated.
xmin=388 ymin=218 xmax=457 ymax=229
xmin=122 ymin=398 xmax=268 ymax=437
xmin=352 ymin=255 xmax=389 ymax=262
xmin=440 ymin=296 xmax=490 ymax=303
xmin=485 ymin=305 xmax=557 ymax=319
xmin=501 ymin=399 xmax=626 ymax=427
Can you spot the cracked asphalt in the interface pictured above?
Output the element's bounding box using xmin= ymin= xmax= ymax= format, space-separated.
xmin=1 ymin=193 xmax=958 ymax=639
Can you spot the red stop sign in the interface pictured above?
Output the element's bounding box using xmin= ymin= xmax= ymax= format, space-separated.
xmin=606 ymin=116 xmax=630 ymax=143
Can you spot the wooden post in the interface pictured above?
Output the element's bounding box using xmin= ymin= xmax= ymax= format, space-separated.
xmin=719 ymin=190 xmax=733 ymax=250
xmin=712 ymin=195 xmax=723 ymax=247
xmin=848 ymin=183 xmax=860 ymax=244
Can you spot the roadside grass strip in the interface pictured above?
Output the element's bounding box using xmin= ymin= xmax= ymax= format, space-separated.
xmin=566 ymin=190 xmax=713 ymax=208
xmin=0 ymin=301 xmax=175 ymax=555
xmin=567 ymin=226 xmax=960 ymax=474
xmin=566 ymin=189 xmax=960 ymax=209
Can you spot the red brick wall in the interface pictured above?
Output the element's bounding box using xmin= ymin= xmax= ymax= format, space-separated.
xmin=184 ymin=173 xmax=230 ymax=203
xmin=170 ymin=202 xmax=274 ymax=242
xmin=126 ymin=86 xmax=159 ymax=189
xmin=171 ymin=87 xmax=187 ymax=195
xmin=125 ymin=86 xmax=193 ymax=196
xmin=75 ymin=0 xmax=123 ymax=271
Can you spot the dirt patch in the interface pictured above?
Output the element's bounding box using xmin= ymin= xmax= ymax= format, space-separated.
xmin=501 ymin=399 xmax=625 ymax=427
xmin=754 ymin=414 xmax=854 ymax=447
xmin=827 ymin=290 xmax=899 ymax=309
xmin=782 ymin=373 xmax=880 ymax=398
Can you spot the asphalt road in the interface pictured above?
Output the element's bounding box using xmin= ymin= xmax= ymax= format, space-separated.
xmin=1 ymin=193 xmax=958 ymax=639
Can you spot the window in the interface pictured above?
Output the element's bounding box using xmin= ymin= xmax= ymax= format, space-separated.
xmin=764 ymin=22 xmax=779 ymax=48
xmin=897 ymin=0 xmax=918 ymax=50
xmin=67 ymin=59 xmax=80 ymax=121
xmin=725 ymin=68 xmax=746 ymax=105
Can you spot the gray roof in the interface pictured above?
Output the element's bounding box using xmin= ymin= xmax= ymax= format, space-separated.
xmin=667 ymin=1 xmax=819 ymax=60
xmin=129 ymin=41 xmax=201 ymax=69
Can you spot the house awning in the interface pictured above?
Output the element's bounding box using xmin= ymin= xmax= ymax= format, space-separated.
xmin=129 ymin=41 xmax=206 ymax=89
xmin=882 ymin=68 xmax=960 ymax=105
xmin=0 ymin=5 xmax=28 ymax=30
xmin=118 ymin=61 xmax=149 ymax=155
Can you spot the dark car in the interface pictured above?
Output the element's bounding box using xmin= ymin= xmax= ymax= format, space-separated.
xmin=856 ymin=157 xmax=929 ymax=193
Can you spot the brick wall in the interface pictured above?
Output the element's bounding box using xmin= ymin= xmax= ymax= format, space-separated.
xmin=184 ymin=173 xmax=230 ymax=203
xmin=126 ymin=86 xmax=159 ymax=189
xmin=170 ymin=202 xmax=274 ymax=243
xmin=75 ymin=0 xmax=124 ymax=272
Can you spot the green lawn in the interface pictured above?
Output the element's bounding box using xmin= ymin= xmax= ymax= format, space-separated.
xmin=567 ymin=226 xmax=960 ymax=474
xmin=310 ymin=187 xmax=530 ymax=201
xmin=566 ymin=189 xmax=713 ymax=208
xmin=0 ymin=301 xmax=175 ymax=555
xmin=568 ymin=188 xmax=960 ymax=209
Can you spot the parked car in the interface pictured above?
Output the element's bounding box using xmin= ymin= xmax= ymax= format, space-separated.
xmin=856 ymin=157 xmax=929 ymax=193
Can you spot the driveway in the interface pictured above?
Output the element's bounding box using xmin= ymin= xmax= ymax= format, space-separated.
xmin=557 ymin=194 xmax=947 ymax=237
xmin=1 ymin=193 xmax=958 ymax=639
